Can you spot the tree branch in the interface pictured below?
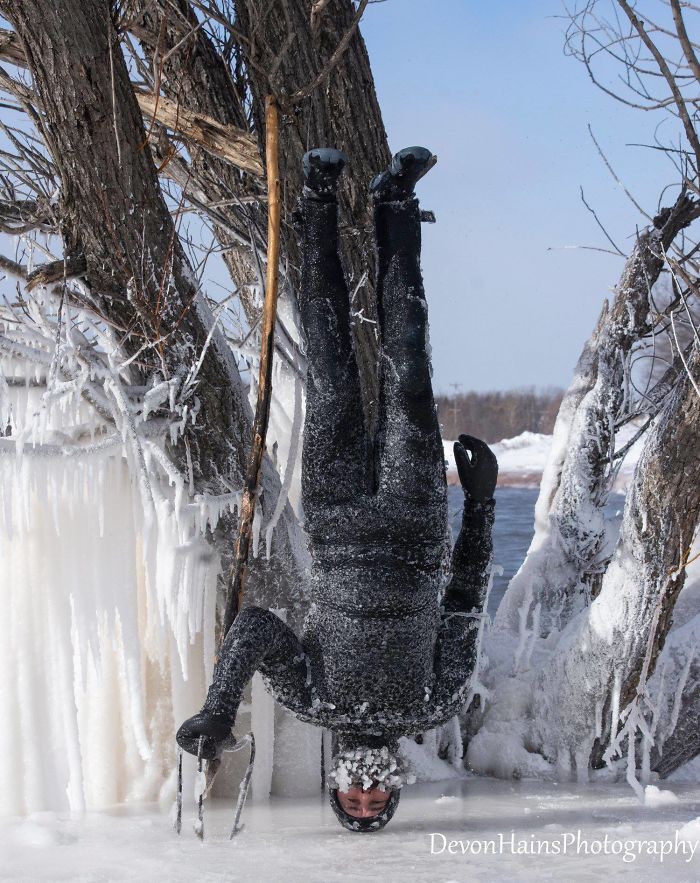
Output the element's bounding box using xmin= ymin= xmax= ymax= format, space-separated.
xmin=669 ymin=0 xmax=700 ymax=89
xmin=616 ymin=0 xmax=700 ymax=176
xmin=135 ymin=90 xmax=262 ymax=176
xmin=0 ymin=26 xmax=262 ymax=177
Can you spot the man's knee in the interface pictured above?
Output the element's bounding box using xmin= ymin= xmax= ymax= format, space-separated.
xmin=236 ymin=605 xmax=276 ymax=633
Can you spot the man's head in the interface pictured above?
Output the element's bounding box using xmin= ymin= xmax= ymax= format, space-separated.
xmin=328 ymin=783 xmax=400 ymax=833
xmin=327 ymin=739 xmax=414 ymax=833
xmin=337 ymin=784 xmax=391 ymax=818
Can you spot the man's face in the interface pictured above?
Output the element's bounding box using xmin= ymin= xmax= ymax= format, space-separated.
xmin=337 ymin=785 xmax=391 ymax=819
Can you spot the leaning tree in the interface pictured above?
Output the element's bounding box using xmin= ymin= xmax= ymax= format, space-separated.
xmin=471 ymin=0 xmax=700 ymax=787
xmin=0 ymin=0 xmax=394 ymax=623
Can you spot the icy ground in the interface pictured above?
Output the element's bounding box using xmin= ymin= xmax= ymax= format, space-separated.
xmin=4 ymin=777 xmax=700 ymax=882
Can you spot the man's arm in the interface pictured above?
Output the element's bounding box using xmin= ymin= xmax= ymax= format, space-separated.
xmin=443 ymin=495 xmax=496 ymax=613
xmin=444 ymin=433 xmax=497 ymax=613
xmin=429 ymin=435 xmax=497 ymax=716
xmin=177 ymin=606 xmax=313 ymax=758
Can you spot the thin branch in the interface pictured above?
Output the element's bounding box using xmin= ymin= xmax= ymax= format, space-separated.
xmin=616 ymin=0 xmax=700 ymax=176
xmin=0 ymin=253 xmax=26 ymax=278
xmin=670 ymin=0 xmax=700 ymax=88
xmin=580 ymin=185 xmax=627 ymax=255
xmin=588 ymin=123 xmax=653 ymax=220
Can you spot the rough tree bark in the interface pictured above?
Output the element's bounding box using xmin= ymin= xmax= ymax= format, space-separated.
xmin=494 ymin=196 xmax=700 ymax=641
xmin=233 ymin=0 xmax=391 ymax=421
xmin=651 ymin=658 xmax=700 ymax=777
xmin=646 ymin=610 xmax=700 ymax=777
xmin=2 ymin=0 xmax=304 ymax=611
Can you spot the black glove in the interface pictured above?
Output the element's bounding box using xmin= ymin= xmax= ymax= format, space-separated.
xmin=176 ymin=712 xmax=234 ymax=761
xmin=454 ymin=434 xmax=498 ymax=502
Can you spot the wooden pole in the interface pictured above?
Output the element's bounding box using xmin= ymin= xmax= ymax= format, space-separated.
xmin=220 ymin=95 xmax=282 ymax=644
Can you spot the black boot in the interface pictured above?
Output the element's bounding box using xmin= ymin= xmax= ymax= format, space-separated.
xmin=302 ymin=147 xmax=347 ymax=201
xmin=370 ymin=146 xmax=436 ymax=202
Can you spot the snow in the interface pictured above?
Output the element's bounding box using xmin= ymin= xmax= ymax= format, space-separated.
xmin=444 ymin=432 xmax=552 ymax=488
xmin=444 ymin=423 xmax=645 ymax=491
xmin=4 ymin=778 xmax=700 ymax=882
xmin=679 ymin=816 xmax=700 ymax=844
xmin=644 ymin=785 xmax=680 ymax=808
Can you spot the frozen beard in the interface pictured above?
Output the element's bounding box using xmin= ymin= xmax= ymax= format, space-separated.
xmin=327 ymin=744 xmax=415 ymax=833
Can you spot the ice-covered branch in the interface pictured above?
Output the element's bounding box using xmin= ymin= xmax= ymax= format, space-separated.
xmin=495 ymin=195 xmax=700 ymax=642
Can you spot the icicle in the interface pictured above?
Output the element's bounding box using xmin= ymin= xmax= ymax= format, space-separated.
xmin=251 ymin=495 xmax=262 ymax=560
xmin=609 ymin=668 xmax=621 ymax=746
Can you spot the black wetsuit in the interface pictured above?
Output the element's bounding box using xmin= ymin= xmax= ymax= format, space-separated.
xmin=192 ymin=192 xmax=494 ymax=745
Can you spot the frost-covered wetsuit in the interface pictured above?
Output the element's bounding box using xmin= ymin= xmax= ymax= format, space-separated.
xmin=178 ymin=153 xmax=495 ymax=757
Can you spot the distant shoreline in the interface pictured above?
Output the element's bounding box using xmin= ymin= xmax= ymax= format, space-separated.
xmin=446 ymin=470 xmax=543 ymax=489
xmin=444 ymin=423 xmax=643 ymax=494
xmin=444 ymin=431 xmax=552 ymax=492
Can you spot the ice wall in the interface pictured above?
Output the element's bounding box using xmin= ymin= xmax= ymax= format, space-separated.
xmin=0 ymin=361 xmax=222 ymax=815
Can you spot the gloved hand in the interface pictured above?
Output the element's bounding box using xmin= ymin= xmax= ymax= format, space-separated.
xmin=453 ymin=434 xmax=498 ymax=502
xmin=176 ymin=712 xmax=234 ymax=761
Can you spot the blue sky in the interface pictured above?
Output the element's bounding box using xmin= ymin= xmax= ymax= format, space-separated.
xmin=0 ymin=3 xmax=681 ymax=396
xmin=360 ymin=0 xmax=676 ymax=392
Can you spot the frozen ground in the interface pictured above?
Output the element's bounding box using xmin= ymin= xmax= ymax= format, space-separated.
xmin=4 ymin=776 xmax=700 ymax=882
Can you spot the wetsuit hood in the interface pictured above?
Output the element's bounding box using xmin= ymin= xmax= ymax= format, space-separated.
xmin=327 ymin=734 xmax=412 ymax=832
xmin=328 ymin=786 xmax=401 ymax=833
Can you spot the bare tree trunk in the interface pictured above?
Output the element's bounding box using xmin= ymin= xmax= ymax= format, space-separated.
xmin=2 ymin=0 xmax=304 ymax=611
xmin=233 ymin=0 xmax=391 ymax=423
xmin=131 ymin=0 xmax=267 ymax=324
xmin=652 ymin=680 xmax=700 ymax=777
xmin=495 ymin=197 xmax=700 ymax=640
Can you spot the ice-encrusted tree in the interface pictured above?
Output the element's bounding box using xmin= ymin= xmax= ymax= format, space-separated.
xmin=470 ymin=0 xmax=700 ymax=786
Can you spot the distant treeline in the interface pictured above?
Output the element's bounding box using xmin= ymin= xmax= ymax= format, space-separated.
xmin=435 ymin=387 xmax=564 ymax=443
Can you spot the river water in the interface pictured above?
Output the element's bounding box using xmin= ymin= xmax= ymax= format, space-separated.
xmin=447 ymin=485 xmax=627 ymax=617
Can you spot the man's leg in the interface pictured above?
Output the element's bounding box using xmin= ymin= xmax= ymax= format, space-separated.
xmin=372 ymin=149 xmax=446 ymax=511
xmin=299 ymin=149 xmax=368 ymax=521
xmin=177 ymin=607 xmax=311 ymax=759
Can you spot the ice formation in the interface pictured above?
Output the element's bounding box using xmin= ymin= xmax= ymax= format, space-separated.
xmin=0 ymin=349 xmax=226 ymax=814
xmin=0 ymin=277 xmax=276 ymax=815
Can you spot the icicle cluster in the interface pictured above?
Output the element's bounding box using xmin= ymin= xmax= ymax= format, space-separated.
xmin=0 ymin=285 xmax=245 ymax=815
